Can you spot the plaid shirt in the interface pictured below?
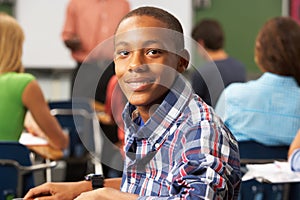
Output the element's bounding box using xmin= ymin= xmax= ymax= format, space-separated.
xmin=121 ymin=75 xmax=241 ymax=200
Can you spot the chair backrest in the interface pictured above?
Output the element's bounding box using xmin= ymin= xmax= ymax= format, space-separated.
xmin=239 ymin=141 xmax=289 ymax=163
xmin=238 ymin=141 xmax=290 ymax=200
xmin=49 ymin=98 xmax=102 ymax=162
xmin=49 ymin=100 xmax=84 ymax=158
xmin=0 ymin=142 xmax=34 ymax=200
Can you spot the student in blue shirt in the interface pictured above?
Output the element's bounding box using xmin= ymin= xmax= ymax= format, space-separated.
xmin=215 ymin=16 xmax=300 ymax=146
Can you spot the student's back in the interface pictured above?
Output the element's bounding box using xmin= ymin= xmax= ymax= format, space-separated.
xmin=0 ymin=12 xmax=68 ymax=150
xmin=216 ymin=16 xmax=300 ymax=146
xmin=216 ymin=72 xmax=300 ymax=145
xmin=0 ymin=72 xmax=35 ymax=139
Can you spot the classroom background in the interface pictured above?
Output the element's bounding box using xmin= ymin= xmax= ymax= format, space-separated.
xmin=0 ymin=0 xmax=293 ymax=102
xmin=1 ymin=0 xmax=300 ymax=199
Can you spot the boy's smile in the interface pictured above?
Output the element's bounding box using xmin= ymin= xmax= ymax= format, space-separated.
xmin=124 ymin=76 xmax=156 ymax=92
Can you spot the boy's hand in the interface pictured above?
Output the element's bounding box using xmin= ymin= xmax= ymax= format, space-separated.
xmin=24 ymin=181 xmax=92 ymax=200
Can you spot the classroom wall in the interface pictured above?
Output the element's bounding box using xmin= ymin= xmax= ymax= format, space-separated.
xmin=13 ymin=1 xmax=288 ymax=100
xmin=16 ymin=0 xmax=75 ymax=69
xmin=193 ymin=0 xmax=288 ymax=74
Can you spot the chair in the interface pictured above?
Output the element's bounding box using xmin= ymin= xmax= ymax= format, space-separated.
xmin=238 ymin=141 xmax=292 ymax=200
xmin=0 ymin=142 xmax=56 ymax=200
xmin=48 ymin=98 xmax=103 ymax=181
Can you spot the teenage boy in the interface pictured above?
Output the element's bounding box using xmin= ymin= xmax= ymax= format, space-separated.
xmin=24 ymin=6 xmax=241 ymax=200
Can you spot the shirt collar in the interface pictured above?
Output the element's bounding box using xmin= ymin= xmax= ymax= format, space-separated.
xmin=259 ymin=72 xmax=299 ymax=87
xmin=123 ymin=74 xmax=193 ymax=145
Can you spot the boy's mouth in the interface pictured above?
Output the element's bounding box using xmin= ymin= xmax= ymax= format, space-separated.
xmin=125 ymin=77 xmax=155 ymax=91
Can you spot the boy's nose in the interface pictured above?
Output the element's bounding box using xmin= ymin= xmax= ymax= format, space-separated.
xmin=128 ymin=51 xmax=147 ymax=72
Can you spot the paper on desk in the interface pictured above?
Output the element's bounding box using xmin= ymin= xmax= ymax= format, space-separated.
xmin=19 ymin=132 xmax=48 ymax=146
xmin=242 ymin=161 xmax=300 ymax=183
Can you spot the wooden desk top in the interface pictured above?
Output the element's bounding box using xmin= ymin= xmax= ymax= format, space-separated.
xmin=19 ymin=132 xmax=63 ymax=160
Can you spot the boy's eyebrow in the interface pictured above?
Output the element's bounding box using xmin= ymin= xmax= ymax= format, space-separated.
xmin=142 ymin=40 xmax=165 ymax=48
xmin=115 ymin=41 xmax=128 ymax=47
xmin=115 ymin=40 xmax=167 ymax=49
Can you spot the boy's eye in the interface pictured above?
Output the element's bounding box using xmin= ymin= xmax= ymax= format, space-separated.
xmin=146 ymin=49 xmax=162 ymax=56
xmin=117 ymin=50 xmax=130 ymax=56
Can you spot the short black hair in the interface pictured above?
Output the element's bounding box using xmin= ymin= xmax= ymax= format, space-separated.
xmin=116 ymin=6 xmax=185 ymax=50
xmin=191 ymin=19 xmax=224 ymax=50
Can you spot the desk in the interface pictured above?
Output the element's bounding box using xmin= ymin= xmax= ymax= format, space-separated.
xmin=19 ymin=133 xmax=64 ymax=181
xmin=241 ymin=161 xmax=300 ymax=200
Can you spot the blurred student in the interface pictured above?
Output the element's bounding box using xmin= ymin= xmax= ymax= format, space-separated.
xmin=98 ymin=75 xmax=126 ymax=148
xmin=190 ymin=19 xmax=246 ymax=107
xmin=24 ymin=6 xmax=240 ymax=200
xmin=62 ymin=0 xmax=130 ymax=178
xmin=215 ymin=16 xmax=300 ymax=146
xmin=289 ymin=129 xmax=300 ymax=172
xmin=97 ymin=75 xmax=127 ymax=177
xmin=0 ymin=12 xmax=68 ymax=150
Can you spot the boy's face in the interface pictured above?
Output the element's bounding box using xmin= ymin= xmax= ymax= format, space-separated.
xmin=114 ymin=15 xmax=187 ymax=107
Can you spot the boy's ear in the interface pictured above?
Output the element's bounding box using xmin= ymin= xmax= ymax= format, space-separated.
xmin=177 ymin=49 xmax=190 ymax=73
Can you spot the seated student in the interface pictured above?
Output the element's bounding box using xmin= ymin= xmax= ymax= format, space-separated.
xmin=190 ymin=19 xmax=246 ymax=107
xmin=288 ymin=129 xmax=300 ymax=172
xmin=24 ymin=6 xmax=241 ymax=200
xmin=215 ymin=16 xmax=300 ymax=146
xmin=97 ymin=75 xmax=126 ymax=146
xmin=0 ymin=12 xmax=68 ymax=150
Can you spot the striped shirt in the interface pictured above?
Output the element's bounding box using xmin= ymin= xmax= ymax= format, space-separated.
xmin=121 ymin=75 xmax=241 ymax=199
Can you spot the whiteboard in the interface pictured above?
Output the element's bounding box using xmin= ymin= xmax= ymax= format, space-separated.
xmin=15 ymin=0 xmax=75 ymax=69
xmin=15 ymin=0 xmax=191 ymax=69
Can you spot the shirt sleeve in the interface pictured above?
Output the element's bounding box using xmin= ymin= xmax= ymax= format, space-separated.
xmin=138 ymin=123 xmax=241 ymax=200
xmin=137 ymin=155 xmax=238 ymax=200
xmin=170 ymin=129 xmax=239 ymax=199
xmin=290 ymin=148 xmax=300 ymax=172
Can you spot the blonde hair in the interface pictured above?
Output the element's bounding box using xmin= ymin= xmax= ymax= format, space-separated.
xmin=0 ymin=12 xmax=24 ymax=73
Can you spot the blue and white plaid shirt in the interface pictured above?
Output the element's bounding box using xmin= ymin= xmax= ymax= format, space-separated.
xmin=121 ymin=75 xmax=241 ymax=200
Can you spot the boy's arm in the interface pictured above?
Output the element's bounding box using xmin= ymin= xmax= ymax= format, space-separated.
xmin=104 ymin=178 xmax=122 ymax=189
xmin=24 ymin=178 xmax=122 ymax=200
xmin=167 ymin=127 xmax=240 ymax=199
xmin=288 ymin=129 xmax=300 ymax=158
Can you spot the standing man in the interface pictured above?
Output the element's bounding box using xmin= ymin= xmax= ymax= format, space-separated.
xmin=61 ymin=0 xmax=130 ymax=179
